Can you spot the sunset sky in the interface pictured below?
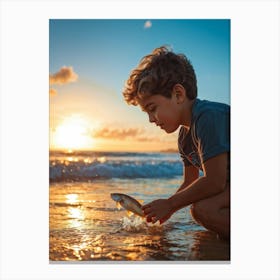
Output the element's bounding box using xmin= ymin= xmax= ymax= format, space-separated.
xmin=49 ymin=19 xmax=230 ymax=152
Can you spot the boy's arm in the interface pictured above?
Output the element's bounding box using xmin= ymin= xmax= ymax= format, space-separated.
xmin=169 ymin=152 xmax=228 ymax=211
xmin=176 ymin=164 xmax=199 ymax=193
xmin=142 ymin=152 xmax=228 ymax=223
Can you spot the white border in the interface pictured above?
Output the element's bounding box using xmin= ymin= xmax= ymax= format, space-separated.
xmin=1 ymin=0 xmax=279 ymax=279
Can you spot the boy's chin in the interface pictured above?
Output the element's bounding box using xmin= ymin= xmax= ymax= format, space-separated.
xmin=163 ymin=126 xmax=178 ymax=134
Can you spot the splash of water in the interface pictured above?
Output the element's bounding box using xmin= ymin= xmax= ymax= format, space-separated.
xmin=120 ymin=216 xmax=161 ymax=232
xmin=121 ymin=216 xmax=146 ymax=232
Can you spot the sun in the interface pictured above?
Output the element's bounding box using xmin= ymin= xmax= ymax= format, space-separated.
xmin=52 ymin=115 xmax=94 ymax=150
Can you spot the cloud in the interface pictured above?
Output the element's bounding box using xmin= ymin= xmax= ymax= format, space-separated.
xmin=144 ymin=20 xmax=152 ymax=29
xmin=93 ymin=128 xmax=141 ymax=140
xmin=136 ymin=136 xmax=159 ymax=142
xmin=49 ymin=66 xmax=78 ymax=85
xmin=49 ymin=88 xmax=57 ymax=96
xmin=92 ymin=127 xmax=163 ymax=143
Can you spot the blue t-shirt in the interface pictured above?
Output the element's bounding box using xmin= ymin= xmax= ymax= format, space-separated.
xmin=178 ymin=98 xmax=230 ymax=172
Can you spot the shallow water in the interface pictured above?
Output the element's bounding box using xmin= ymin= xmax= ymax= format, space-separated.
xmin=49 ymin=179 xmax=230 ymax=261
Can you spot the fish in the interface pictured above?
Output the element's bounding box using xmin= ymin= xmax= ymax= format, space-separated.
xmin=110 ymin=193 xmax=144 ymax=217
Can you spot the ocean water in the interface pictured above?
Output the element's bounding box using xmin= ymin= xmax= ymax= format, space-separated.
xmin=49 ymin=150 xmax=230 ymax=261
xmin=49 ymin=150 xmax=183 ymax=182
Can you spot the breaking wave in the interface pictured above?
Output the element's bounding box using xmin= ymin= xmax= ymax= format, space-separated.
xmin=50 ymin=151 xmax=183 ymax=182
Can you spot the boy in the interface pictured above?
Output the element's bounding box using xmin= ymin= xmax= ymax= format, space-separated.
xmin=122 ymin=46 xmax=230 ymax=239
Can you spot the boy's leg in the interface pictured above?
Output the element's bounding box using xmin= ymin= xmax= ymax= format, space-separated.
xmin=190 ymin=183 xmax=230 ymax=239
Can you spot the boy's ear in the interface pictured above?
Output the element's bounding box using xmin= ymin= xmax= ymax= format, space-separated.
xmin=173 ymin=84 xmax=186 ymax=104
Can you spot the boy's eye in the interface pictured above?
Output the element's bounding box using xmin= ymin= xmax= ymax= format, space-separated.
xmin=148 ymin=106 xmax=156 ymax=112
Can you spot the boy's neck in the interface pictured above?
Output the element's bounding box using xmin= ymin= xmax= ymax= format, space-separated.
xmin=182 ymin=99 xmax=196 ymax=129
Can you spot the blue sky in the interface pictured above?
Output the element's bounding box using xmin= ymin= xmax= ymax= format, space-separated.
xmin=49 ymin=19 xmax=230 ymax=151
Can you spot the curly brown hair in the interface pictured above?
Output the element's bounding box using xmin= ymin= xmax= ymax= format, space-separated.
xmin=123 ymin=46 xmax=197 ymax=105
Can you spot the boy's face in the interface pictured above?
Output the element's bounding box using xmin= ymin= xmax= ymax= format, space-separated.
xmin=138 ymin=91 xmax=183 ymax=134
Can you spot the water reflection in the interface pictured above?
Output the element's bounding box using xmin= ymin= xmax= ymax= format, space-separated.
xmin=71 ymin=235 xmax=98 ymax=260
xmin=65 ymin=193 xmax=78 ymax=204
xmin=188 ymin=231 xmax=230 ymax=260
xmin=50 ymin=181 xmax=230 ymax=261
xmin=66 ymin=156 xmax=79 ymax=162
xmin=68 ymin=207 xmax=83 ymax=219
xmin=67 ymin=207 xmax=85 ymax=228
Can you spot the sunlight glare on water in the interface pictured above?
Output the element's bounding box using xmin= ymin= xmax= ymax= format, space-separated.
xmin=65 ymin=193 xmax=78 ymax=204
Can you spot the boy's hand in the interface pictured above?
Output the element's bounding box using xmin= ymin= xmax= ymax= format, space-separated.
xmin=142 ymin=199 xmax=173 ymax=224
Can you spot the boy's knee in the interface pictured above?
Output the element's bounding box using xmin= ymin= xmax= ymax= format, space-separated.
xmin=190 ymin=199 xmax=230 ymax=239
xmin=190 ymin=201 xmax=211 ymax=223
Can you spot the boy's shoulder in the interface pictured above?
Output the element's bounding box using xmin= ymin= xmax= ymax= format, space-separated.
xmin=192 ymin=98 xmax=230 ymax=119
xmin=178 ymin=98 xmax=230 ymax=165
xmin=178 ymin=98 xmax=230 ymax=138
